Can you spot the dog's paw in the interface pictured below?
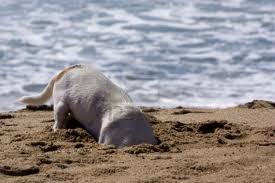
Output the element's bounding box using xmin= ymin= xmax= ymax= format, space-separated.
xmin=52 ymin=125 xmax=58 ymax=132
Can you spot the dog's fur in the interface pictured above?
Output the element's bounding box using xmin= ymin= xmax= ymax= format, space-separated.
xmin=19 ymin=65 xmax=157 ymax=148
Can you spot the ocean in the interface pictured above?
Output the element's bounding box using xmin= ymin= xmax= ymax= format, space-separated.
xmin=0 ymin=0 xmax=275 ymax=112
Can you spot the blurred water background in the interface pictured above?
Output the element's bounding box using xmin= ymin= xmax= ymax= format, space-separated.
xmin=0 ymin=0 xmax=275 ymax=111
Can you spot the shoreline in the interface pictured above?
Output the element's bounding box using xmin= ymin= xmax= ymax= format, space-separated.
xmin=2 ymin=98 xmax=275 ymax=113
xmin=0 ymin=100 xmax=274 ymax=182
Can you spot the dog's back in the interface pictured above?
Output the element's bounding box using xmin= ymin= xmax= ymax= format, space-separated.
xmin=52 ymin=65 xmax=129 ymax=133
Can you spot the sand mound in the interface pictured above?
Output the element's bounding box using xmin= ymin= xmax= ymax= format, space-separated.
xmin=239 ymin=100 xmax=275 ymax=109
xmin=0 ymin=113 xmax=14 ymax=119
xmin=151 ymin=111 xmax=274 ymax=146
xmin=41 ymin=127 xmax=96 ymax=143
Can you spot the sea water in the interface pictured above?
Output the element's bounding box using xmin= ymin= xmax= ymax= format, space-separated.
xmin=0 ymin=0 xmax=275 ymax=111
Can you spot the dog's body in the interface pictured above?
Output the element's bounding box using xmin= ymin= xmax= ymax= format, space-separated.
xmin=19 ymin=65 xmax=157 ymax=148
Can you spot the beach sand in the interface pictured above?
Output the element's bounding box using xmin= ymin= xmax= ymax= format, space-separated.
xmin=0 ymin=100 xmax=274 ymax=183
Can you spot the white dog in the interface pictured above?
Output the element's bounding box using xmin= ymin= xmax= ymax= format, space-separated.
xmin=19 ymin=65 xmax=157 ymax=148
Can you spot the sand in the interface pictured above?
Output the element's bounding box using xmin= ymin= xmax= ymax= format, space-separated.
xmin=0 ymin=100 xmax=274 ymax=183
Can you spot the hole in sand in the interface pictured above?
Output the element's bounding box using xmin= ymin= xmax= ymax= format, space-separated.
xmin=197 ymin=120 xmax=227 ymax=134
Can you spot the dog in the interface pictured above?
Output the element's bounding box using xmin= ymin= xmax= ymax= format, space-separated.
xmin=19 ymin=65 xmax=157 ymax=148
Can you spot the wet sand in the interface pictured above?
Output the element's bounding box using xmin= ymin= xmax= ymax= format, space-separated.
xmin=0 ymin=100 xmax=274 ymax=183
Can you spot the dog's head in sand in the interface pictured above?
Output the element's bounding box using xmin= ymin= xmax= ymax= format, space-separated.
xmin=19 ymin=65 xmax=157 ymax=148
xmin=99 ymin=105 xmax=157 ymax=147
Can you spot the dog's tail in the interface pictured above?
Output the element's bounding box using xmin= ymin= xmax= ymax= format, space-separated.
xmin=18 ymin=65 xmax=81 ymax=106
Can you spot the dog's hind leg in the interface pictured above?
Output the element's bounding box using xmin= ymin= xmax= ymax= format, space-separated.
xmin=53 ymin=101 xmax=70 ymax=131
